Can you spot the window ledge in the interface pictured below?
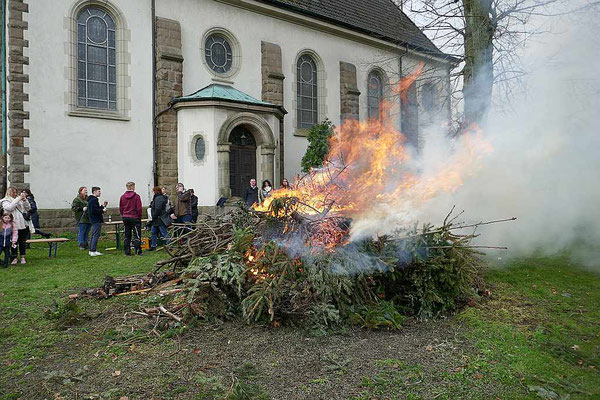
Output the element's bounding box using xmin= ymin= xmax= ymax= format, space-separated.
xmin=211 ymin=77 xmax=235 ymax=85
xmin=68 ymin=109 xmax=130 ymax=121
xmin=268 ymin=72 xmax=285 ymax=80
xmin=294 ymin=128 xmax=310 ymax=137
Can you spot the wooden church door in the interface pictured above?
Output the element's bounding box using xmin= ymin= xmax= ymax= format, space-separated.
xmin=229 ymin=126 xmax=257 ymax=197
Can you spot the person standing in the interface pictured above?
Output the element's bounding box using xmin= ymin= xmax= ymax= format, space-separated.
xmin=149 ymin=186 xmax=170 ymax=250
xmin=243 ymin=178 xmax=259 ymax=208
xmin=87 ymin=186 xmax=108 ymax=256
xmin=23 ymin=189 xmax=51 ymax=239
xmin=1 ymin=187 xmax=34 ymax=265
xmin=72 ymin=187 xmax=91 ymax=250
xmin=161 ymin=186 xmax=174 ymax=216
xmin=190 ymin=189 xmax=199 ymax=223
xmin=173 ymin=183 xmax=192 ymax=224
xmin=259 ymin=179 xmax=273 ymax=203
xmin=0 ymin=213 xmax=18 ymax=268
xmin=119 ymin=181 xmax=143 ymax=256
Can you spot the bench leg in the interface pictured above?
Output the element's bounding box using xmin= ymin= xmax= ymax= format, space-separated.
xmin=53 ymin=243 xmax=58 ymax=258
xmin=116 ymin=231 xmax=121 ymax=250
xmin=48 ymin=243 xmax=52 ymax=258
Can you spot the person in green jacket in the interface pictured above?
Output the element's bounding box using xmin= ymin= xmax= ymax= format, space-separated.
xmin=71 ymin=186 xmax=91 ymax=250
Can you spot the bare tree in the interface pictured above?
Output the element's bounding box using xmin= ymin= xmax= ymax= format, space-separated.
xmin=402 ymin=0 xmax=589 ymax=126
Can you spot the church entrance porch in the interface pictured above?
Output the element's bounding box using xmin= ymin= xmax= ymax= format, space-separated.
xmin=228 ymin=126 xmax=257 ymax=197
xmin=216 ymin=112 xmax=277 ymax=200
xmin=172 ymin=84 xmax=286 ymax=207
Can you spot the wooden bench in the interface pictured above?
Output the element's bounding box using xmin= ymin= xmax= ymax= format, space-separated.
xmin=26 ymin=238 xmax=70 ymax=258
xmin=104 ymin=220 xmax=149 ymax=250
xmin=103 ymin=231 xmax=121 ymax=251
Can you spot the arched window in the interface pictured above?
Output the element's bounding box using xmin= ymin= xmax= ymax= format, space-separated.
xmin=296 ymin=54 xmax=318 ymax=129
xmin=77 ymin=6 xmax=117 ymax=110
xmin=367 ymin=70 xmax=384 ymax=120
xmin=421 ymin=82 xmax=437 ymax=112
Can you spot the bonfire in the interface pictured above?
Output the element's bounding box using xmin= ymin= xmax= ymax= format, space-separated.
xmin=84 ymin=68 xmax=513 ymax=330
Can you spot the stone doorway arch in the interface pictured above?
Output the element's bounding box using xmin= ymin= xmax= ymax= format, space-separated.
xmin=217 ymin=112 xmax=276 ymax=198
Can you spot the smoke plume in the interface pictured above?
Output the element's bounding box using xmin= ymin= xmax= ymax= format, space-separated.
xmin=402 ymin=8 xmax=600 ymax=268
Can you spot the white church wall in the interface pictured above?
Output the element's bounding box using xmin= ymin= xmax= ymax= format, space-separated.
xmin=155 ymin=0 xmax=425 ymax=181
xmin=19 ymin=0 xmax=449 ymax=210
xmin=26 ymin=0 xmax=154 ymax=208
xmin=177 ymin=107 xmax=219 ymax=205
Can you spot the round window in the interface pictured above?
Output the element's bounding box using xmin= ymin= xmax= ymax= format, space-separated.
xmin=194 ymin=136 xmax=206 ymax=161
xmin=204 ymin=34 xmax=233 ymax=74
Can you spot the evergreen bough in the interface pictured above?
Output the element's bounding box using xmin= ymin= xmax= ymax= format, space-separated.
xmin=300 ymin=119 xmax=335 ymax=172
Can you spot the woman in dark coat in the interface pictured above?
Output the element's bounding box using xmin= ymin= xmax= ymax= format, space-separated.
xmin=23 ymin=189 xmax=51 ymax=239
xmin=190 ymin=189 xmax=199 ymax=223
xmin=149 ymin=186 xmax=171 ymax=249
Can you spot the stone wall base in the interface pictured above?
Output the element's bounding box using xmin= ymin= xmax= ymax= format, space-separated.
xmin=37 ymin=206 xmax=240 ymax=233
xmin=37 ymin=208 xmax=123 ymax=233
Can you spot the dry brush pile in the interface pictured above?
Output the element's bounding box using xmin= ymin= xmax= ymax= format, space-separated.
xmin=82 ymin=205 xmax=508 ymax=332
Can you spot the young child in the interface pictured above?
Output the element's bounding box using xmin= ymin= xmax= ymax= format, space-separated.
xmin=0 ymin=213 xmax=18 ymax=268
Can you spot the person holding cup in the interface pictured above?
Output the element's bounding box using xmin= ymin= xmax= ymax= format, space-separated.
xmin=87 ymin=186 xmax=108 ymax=256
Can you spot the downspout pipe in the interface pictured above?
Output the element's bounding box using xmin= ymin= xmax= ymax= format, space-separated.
xmin=398 ymin=44 xmax=409 ymax=134
xmin=1 ymin=0 xmax=7 ymax=193
xmin=151 ymin=0 xmax=158 ymax=186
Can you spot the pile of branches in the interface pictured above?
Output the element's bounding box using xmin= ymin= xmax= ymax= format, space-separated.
xmin=153 ymin=208 xmax=260 ymax=271
xmin=84 ymin=206 xmax=511 ymax=329
xmin=82 ymin=271 xmax=177 ymax=298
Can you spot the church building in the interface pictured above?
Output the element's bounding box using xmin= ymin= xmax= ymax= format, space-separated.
xmin=0 ymin=0 xmax=454 ymax=225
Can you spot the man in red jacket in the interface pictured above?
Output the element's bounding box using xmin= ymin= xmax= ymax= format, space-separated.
xmin=119 ymin=181 xmax=143 ymax=256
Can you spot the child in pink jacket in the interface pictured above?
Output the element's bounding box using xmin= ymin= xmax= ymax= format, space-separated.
xmin=1 ymin=213 xmax=18 ymax=268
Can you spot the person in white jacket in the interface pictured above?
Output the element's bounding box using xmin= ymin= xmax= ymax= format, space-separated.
xmin=1 ymin=187 xmax=35 ymax=265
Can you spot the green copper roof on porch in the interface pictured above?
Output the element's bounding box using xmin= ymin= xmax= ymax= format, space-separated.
xmin=171 ymin=84 xmax=274 ymax=107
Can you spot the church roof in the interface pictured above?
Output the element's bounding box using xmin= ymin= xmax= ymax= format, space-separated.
xmin=172 ymin=84 xmax=274 ymax=107
xmin=256 ymin=0 xmax=448 ymax=59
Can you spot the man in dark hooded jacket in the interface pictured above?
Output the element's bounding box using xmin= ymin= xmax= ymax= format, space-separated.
xmin=119 ymin=181 xmax=143 ymax=256
xmin=243 ymin=178 xmax=259 ymax=208
xmin=87 ymin=186 xmax=107 ymax=256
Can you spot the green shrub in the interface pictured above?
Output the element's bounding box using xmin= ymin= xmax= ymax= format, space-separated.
xmin=300 ymin=119 xmax=335 ymax=172
xmin=349 ymin=301 xmax=405 ymax=330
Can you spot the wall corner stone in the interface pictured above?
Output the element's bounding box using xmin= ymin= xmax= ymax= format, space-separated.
xmin=261 ymin=41 xmax=284 ymax=182
xmin=155 ymin=17 xmax=183 ymax=189
xmin=5 ymin=0 xmax=29 ymax=191
xmin=339 ymin=61 xmax=360 ymax=123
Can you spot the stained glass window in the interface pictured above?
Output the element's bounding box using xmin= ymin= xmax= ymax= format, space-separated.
xmin=77 ymin=7 xmax=117 ymax=110
xmin=194 ymin=136 xmax=206 ymax=160
xmin=296 ymin=55 xmax=318 ymax=129
xmin=367 ymin=71 xmax=384 ymax=120
xmin=421 ymin=82 xmax=436 ymax=112
xmin=205 ymin=34 xmax=233 ymax=74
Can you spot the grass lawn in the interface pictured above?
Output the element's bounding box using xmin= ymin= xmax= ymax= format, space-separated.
xmin=0 ymin=240 xmax=598 ymax=399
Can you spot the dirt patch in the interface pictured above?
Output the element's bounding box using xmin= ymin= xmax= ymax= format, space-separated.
xmin=3 ymin=307 xmax=514 ymax=400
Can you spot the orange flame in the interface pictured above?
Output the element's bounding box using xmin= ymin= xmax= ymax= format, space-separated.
xmin=254 ymin=64 xmax=492 ymax=248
